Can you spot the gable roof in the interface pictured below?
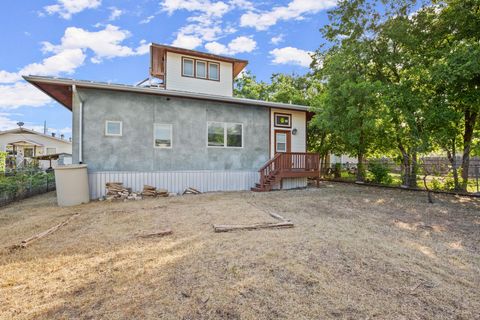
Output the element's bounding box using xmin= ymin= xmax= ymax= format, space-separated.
xmin=150 ymin=43 xmax=248 ymax=78
xmin=0 ymin=127 xmax=72 ymax=144
xmin=23 ymin=75 xmax=311 ymax=112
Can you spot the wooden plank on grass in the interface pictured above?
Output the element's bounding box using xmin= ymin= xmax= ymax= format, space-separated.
xmin=213 ymin=221 xmax=294 ymax=233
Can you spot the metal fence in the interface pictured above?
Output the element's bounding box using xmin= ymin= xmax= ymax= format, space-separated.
xmin=0 ymin=169 xmax=56 ymax=207
xmin=321 ymin=160 xmax=480 ymax=194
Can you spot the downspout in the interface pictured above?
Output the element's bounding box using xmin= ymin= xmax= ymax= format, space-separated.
xmin=72 ymin=85 xmax=84 ymax=164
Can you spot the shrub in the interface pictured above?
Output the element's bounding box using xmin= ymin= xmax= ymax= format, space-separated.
xmin=368 ymin=161 xmax=392 ymax=184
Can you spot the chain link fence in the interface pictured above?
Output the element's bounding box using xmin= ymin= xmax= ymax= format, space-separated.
xmin=0 ymin=168 xmax=56 ymax=207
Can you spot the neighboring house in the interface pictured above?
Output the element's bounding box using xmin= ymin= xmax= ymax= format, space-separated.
xmin=24 ymin=44 xmax=320 ymax=199
xmin=0 ymin=128 xmax=72 ymax=170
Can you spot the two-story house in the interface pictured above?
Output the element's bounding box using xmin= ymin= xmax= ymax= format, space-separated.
xmin=24 ymin=44 xmax=319 ymax=199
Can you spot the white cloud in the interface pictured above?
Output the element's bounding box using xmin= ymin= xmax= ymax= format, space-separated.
xmin=270 ymin=47 xmax=312 ymax=67
xmin=0 ymin=113 xmax=21 ymax=130
xmin=135 ymin=40 xmax=151 ymax=55
xmin=42 ymin=25 xmax=148 ymax=63
xmin=44 ymin=0 xmax=102 ymax=19
xmin=0 ymin=24 xmax=148 ymax=109
xmin=205 ymin=36 xmax=257 ymax=55
xmin=108 ymin=7 xmax=123 ymax=21
xmin=241 ymin=0 xmax=337 ymax=30
xmin=172 ymin=34 xmax=203 ymax=49
xmin=20 ymin=49 xmax=86 ymax=77
xmin=161 ymin=0 xmax=230 ymax=17
xmin=140 ymin=15 xmax=155 ymax=24
xmin=162 ymin=0 xmax=251 ymax=49
xmin=0 ymin=82 xmax=52 ymax=109
xmin=270 ymin=34 xmax=284 ymax=45
xmin=0 ymin=71 xmax=22 ymax=84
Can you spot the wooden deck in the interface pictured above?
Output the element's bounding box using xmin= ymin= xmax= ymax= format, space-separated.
xmin=252 ymin=153 xmax=320 ymax=192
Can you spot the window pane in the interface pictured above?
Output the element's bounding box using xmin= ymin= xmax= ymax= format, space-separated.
xmin=208 ymin=122 xmax=224 ymax=146
xmin=183 ymin=59 xmax=194 ymax=76
xmin=154 ymin=124 xmax=172 ymax=148
xmin=276 ymin=133 xmax=286 ymax=143
xmin=47 ymin=148 xmax=56 ymax=155
xmin=226 ymin=123 xmax=242 ymax=147
xmin=24 ymin=148 xmax=34 ymax=158
xmin=209 ymin=63 xmax=219 ymax=80
xmin=196 ymin=61 xmax=206 ymax=78
xmin=276 ymin=143 xmax=286 ymax=152
xmin=106 ymin=121 xmax=121 ymax=135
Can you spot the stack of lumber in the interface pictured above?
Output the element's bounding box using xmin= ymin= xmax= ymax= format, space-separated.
xmin=183 ymin=187 xmax=201 ymax=195
xmin=105 ymin=182 xmax=141 ymax=201
xmin=141 ymin=185 xmax=169 ymax=197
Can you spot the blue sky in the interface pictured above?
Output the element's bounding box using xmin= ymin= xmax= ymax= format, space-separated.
xmin=0 ymin=0 xmax=336 ymax=138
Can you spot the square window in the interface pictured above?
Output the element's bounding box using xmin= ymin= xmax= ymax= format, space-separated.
xmin=274 ymin=113 xmax=291 ymax=128
xmin=196 ymin=61 xmax=207 ymax=78
xmin=154 ymin=124 xmax=172 ymax=148
xmin=209 ymin=63 xmax=219 ymax=80
xmin=183 ymin=58 xmax=194 ymax=77
xmin=226 ymin=123 xmax=242 ymax=147
xmin=105 ymin=121 xmax=122 ymax=136
xmin=208 ymin=122 xmax=225 ymax=147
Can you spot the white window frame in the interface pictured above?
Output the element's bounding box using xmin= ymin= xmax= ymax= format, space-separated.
xmin=153 ymin=123 xmax=173 ymax=149
xmin=105 ymin=120 xmax=122 ymax=136
xmin=182 ymin=58 xmax=194 ymax=77
xmin=196 ymin=60 xmax=207 ymax=79
xmin=208 ymin=62 xmax=220 ymax=80
xmin=207 ymin=122 xmax=243 ymax=148
xmin=46 ymin=147 xmax=57 ymax=155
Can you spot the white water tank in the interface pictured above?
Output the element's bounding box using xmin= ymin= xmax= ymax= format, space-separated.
xmin=54 ymin=164 xmax=90 ymax=206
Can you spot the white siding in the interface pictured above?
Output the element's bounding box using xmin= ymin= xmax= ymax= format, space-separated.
xmin=165 ymin=52 xmax=233 ymax=96
xmin=270 ymin=108 xmax=307 ymax=157
xmin=88 ymin=170 xmax=259 ymax=199
xmin=0 ymin=133 xmax=71 ymax=154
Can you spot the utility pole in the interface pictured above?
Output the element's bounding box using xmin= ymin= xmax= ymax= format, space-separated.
xmin=43 ymin=121 xmax=47 ymax=134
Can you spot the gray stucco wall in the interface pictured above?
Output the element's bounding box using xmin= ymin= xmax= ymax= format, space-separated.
xmin=72 ymin=88 xmax=269 ymax=172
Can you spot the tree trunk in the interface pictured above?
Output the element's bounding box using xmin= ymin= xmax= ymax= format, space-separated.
xmin=460 ymin=109 xmax=478 ymax=191
xmin=356 ymin=152 xmax=365 ymax=182
xmin=398 ymin=143 xmax=410 ymax=187
xmin=356 ymin=126 xmax=366 ymax=182
xmin=446 ymin=139 xmax=460 ymax=191
xmin=409 ymin=151 xmax=418 ymax=188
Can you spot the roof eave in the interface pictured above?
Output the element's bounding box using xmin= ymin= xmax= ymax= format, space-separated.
xmin=22 ymin=75 xmax=310 ymax=112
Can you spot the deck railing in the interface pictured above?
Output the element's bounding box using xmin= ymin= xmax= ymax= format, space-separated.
xmin=259 ymin=153 xmax=320 ymax=186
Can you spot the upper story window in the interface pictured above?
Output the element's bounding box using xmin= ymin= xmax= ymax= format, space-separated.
xmin=105 ymin=120 xmax=122 ymax=136
xmin=196 ymin=61 xmax=207 ymax=78
xmin=182 ymin=58 xmax=194 ymax=77
xmin=182 ymin=56 xmax=220 ymax=81
xmin=208 ymin=62 xmax=219 ymax=81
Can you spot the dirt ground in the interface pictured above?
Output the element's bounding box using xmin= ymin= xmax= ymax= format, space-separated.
xmin=0 ymin=183 xmax=479 ymax=320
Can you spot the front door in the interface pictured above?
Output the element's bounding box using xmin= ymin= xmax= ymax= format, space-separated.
xmin=274 ymin=130 xmax=291 ymax=154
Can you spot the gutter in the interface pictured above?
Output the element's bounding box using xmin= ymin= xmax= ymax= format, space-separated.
xmin=72 ymin=85 xmax=84 ymax=163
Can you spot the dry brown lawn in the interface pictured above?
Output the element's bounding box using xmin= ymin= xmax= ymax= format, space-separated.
xmin=0 ymin=183 xmax=479 ymax=320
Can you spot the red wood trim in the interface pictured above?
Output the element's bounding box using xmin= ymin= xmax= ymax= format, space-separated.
xmin=273 ymin=112 xmax=292 ymax=128
xmin=274 ymin=129 xmax=291 ymax=154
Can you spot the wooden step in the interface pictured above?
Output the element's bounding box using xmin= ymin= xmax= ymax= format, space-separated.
xmin=251 ymin=187 xmax=267 ymax=192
